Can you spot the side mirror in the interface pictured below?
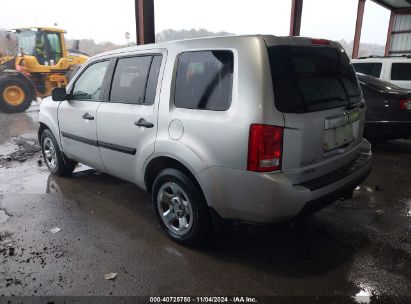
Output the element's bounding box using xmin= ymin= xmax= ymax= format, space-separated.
xmin=52 ymin=87 xmax=68 ymax=101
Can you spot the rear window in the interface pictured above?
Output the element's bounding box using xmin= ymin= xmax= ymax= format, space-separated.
xmin=175 ymin=50 xmax=233 ymax=111
xmin=268 ymin=46 xmax=361 ymax=113
xmin=391 ymin=63 xmax=411 ymax=81
xmin=352 ymin=62 xmax=382 ymax=78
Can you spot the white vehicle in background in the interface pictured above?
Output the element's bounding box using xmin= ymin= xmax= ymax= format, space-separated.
xmin=352 ymin=56 xmax=411 ymax=89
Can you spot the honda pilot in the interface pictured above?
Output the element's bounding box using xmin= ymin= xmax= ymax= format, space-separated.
xmin=38 ymin=35 xmax=372 ymax=244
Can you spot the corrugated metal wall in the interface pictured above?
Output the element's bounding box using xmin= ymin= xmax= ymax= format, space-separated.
xmin=390 ymin=14 xmax=411 ymax=54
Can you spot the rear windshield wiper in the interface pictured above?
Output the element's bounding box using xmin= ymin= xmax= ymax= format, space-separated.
xmin=288 ymin=96 xmax=347 ymax=113
xmin=306 ymin=96 xmax=347 ymax=106
xmin=346 ymin=101 xmax=363 ymax=110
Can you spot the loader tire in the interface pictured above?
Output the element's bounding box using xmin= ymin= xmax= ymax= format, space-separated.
xmin=0 ymin=77 xmax=34 ymax=113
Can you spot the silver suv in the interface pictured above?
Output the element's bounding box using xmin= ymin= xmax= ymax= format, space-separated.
xmin=38 ymin=35 xmax=372 ymax=244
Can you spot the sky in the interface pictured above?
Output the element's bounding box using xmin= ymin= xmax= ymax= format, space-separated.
xmin=0 ymin=0 xmax=390 ymax=45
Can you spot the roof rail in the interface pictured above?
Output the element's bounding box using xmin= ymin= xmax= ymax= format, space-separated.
xmin=357 ymin=54 xmax=411 ymax=59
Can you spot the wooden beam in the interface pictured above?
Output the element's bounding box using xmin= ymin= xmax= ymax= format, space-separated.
xmin=352 ymin=0 xmax=366 ymax=59
xmin=395 ymin=8 xmax=411 ymax=14
xmin=385 ymin=11 xmax=395 ymax=56
xmin=389 ymin=50 xmax=411 ymax=54
xmin=392 ymin=29 xmax=411 ymax=34
xmin=289 ymin=0 xmax=303 ymax=36
xmin=135 ymin=0 xmax=155 ymax=45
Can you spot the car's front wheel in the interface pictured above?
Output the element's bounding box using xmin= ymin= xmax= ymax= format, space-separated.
xmin=152 ymin=168 xmax=211 ymax=245
xmin=40 ymin=129 xmax=76 ymax=176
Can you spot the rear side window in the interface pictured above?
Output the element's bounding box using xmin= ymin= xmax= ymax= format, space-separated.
xmin=175 ymin=50 xmax=233 ymax=111
xmin=391 ymin=63 xmax=411 ymax=81
xmin=353 ymin=62 xmax=382 ymax=78
xmin=268 ymin=46 xmax=361 ymax=113
xmin=110 ymin=55 xmax=162 ymax=105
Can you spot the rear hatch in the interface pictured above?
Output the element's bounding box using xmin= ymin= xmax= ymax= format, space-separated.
xmin=265 ymin=37 xmax=366 ymax=184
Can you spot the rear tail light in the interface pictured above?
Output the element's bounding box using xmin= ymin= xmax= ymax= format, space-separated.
xmin=247 ymin=124 xmax=283 ymax=172
xmin=310 ymin=38 xmax=330 ymax=45
xmin=400 ymin=99 xmax=411 ymax=110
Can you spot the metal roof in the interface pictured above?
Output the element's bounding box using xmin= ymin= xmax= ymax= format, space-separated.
xmin=13 ymin=27 xmax=66 ymax=33
xmin=372 ymin=0 xmax=411 ymax=10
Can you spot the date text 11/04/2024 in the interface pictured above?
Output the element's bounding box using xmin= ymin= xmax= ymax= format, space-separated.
xmin=149 ymin=297 xmax=258 ymax=303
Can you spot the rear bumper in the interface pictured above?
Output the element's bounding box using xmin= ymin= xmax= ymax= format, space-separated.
xmin=299 ymin=162 xmax=370 ymax=216
xmin=366 ymin=121 xmax=411 ymax=139
xmin=196 ymin=140 xmax=372 ymax=223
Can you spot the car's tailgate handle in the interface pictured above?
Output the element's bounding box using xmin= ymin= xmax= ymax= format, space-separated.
xmin=134 ymin=118 xmax=154 ymax=128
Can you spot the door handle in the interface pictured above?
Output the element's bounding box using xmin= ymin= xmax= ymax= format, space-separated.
xmin=134 ymin=118 xmax=154 ymax=128
xmin=82 ymin=113 xmax=94 ymax=120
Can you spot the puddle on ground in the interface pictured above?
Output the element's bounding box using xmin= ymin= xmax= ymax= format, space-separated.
xmin=353 ymin=284 xmax=375 ymax=304
xmin=0 ymin=158 xmax=49 ymax=194
xmin=0 ymin=159 xmax=93 ymax=195
xmin=398 ymin=198 xmax=411 ymax=217
xmin=0 ymin=209 xmax=10 ymax=224
xmin=354 ymin=289 xmax=371 ymax=304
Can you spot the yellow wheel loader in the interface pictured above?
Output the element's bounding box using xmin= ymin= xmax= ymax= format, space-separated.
xmin=0 ymin=27 xmax=89 ymax=113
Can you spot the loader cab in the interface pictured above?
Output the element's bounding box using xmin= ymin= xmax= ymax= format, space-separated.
xmin=14 ymin=28 xmax=66 ymax=67
xmin=0 ymin=27 xmax=88 ymax=113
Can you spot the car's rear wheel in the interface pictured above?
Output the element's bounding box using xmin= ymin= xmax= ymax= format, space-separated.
xmin=41 ymin=129 xmax=76 ymax=176
xmin=152 ymin=168 xmax=211 ymax=245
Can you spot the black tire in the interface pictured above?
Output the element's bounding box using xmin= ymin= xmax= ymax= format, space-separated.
xmin=40 ymin=129 xmax=76 ymax=176
xmin=0 ymin=77 xmax=34 ymax=113
xmin=152 ymin=168 xmax=211 ymax=245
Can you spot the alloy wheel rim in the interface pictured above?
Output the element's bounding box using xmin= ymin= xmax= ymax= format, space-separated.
xmin=43 ymin=137 xmax=57 ymax=169
xmin=157 ymin=182 xmax=193 ymax=236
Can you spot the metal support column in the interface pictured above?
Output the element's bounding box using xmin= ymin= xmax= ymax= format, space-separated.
xmin=290 ymin=0 xmax=303 ymax=36
xmin=385 ymin=10 xmax=396 ymax=55
xmin=135 ymin=0 xmax=155 ymax=45
xmin=352 ymin=0 xmax=366 ymax=59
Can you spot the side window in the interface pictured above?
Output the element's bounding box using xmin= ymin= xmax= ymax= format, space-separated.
xmin=144 ymin=55 xmax=163 ymax=105
xmin=72 ymin=61 xmax=110 ymax=101
xmin=175 ymin=50 xmax=234 ymax=111
xmin=109 ymin=56 xmax=153 ymax=104
xmin=353 ymin=62 xmax=382 ymax=78
xmin=391 ymin=63 xmax=411 ymax=81
xmin=45 ymin=32 xmax=63 ymax=63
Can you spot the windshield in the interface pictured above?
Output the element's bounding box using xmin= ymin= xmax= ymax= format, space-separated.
xmin=18 ymin=30 xmax=37 ymax=55
xmin=268 ymin=45 xmax=361 ymax=113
